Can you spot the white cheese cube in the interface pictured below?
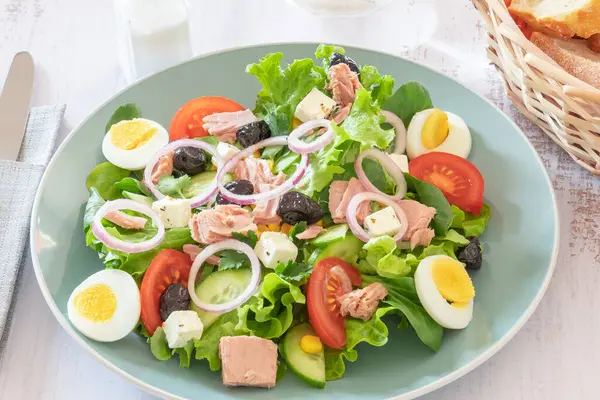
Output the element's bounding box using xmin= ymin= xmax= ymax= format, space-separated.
xmin=163 ymin=310 xmax=204 ymax=349
xmin=254 ymin=232 xmax=298 ymax=269
xmin=217 ymin=142 xmax=240 ymax=161
xmin=364 ymin=206 xmax=402 ymax=238
xmin=294 ymin=88 xmax=337 ymax=122
xmin=152 ymin=197 xmax=191 ymax=228
xmin=389 ymin=154 xmax=409 ymax=173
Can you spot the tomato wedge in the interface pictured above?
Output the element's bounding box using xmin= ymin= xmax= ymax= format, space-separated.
xmin=409 ymin=152 xmax=484 ymax=214
xmin=307 ymin=257 xmax=362 ymax=349
xmin=140 ymin=249 xmax=192 ymax=335
xmin=169 ymin=96 xmax=245 ymax=141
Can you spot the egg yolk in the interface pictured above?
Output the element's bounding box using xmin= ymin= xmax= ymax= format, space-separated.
xmin=110 ymin=119 xmax=156 ymax=150
xmin=421 ymin=109 xmax=449 ymax=149
xmin=431 ymin=258 xmax=475 ymax=304
xmin=73 ymin=284 xmax=117 ymax=322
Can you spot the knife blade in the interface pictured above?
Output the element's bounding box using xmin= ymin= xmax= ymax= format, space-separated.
xmin=0 ymin=52 xmax=34 ymax=161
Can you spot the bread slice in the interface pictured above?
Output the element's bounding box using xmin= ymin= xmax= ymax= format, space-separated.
xmin=509 ymin=0 xmax=600 ymax=39
xmin=530 ymin=32 xmax=600 ymax=89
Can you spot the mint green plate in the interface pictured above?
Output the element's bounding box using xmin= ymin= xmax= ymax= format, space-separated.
xmin=30 ymin=44 xmax=558 ymax=400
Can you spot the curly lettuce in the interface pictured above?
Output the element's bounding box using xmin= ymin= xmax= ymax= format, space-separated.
xmin=450 ymin=204 xmax=492 ymax=237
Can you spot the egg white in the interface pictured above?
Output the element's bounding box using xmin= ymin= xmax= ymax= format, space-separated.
xmin=102 ymin=118 xmax=169 ymax=170
xmin=414 ymin=255 xmax=473 ymax=329
xmin=406 ymin=109 xmax=472 ymax=160
xmin=67 ymin=269 xmax=141 ymax=342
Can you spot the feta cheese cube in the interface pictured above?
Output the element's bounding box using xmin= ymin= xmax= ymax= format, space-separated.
xmin=389 ymin=154 xmax=409 ymax=173
xmin=163 ymin=310 xmax=204 ymax=349
xmin=294 ymin=88 xmax=337 ymax=122
xmin=152 ymin=197 xmax=191 ymax=228
xmin=254 ymin=232 xmax=298 ymax=269
xmin=364 ymin=206 xmax=402 ymax=238
xmin=217 ymin=142 xmax=240 ymax=161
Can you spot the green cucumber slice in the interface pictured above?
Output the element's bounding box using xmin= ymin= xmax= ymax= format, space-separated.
xmin=122 ymin=191 xmax=153 ymax=208
xmin=315 ymin=233 xmax=364 ymax=265
xmin=312 ymin=224 xmax=348 ymax=248
xmin=280 ymin=323 xmax=325 ymax=388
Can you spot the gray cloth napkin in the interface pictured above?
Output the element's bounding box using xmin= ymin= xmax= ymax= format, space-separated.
xmin=0 ymin=105 xmax=66 ymax=357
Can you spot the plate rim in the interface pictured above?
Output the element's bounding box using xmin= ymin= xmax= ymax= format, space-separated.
xmin=29 ymin=41 xmax=560 ymax=400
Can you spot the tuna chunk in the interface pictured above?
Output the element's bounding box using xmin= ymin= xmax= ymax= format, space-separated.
xmin=219 ymin=336 xmax=278 ymax=388
xmin=151 ymin=151 xmax=174 ymax=184
xmin=202 ymin=110 xmax=257 ymax=144
xmin=328 ymin=63 xmax=362 ymax=107
xmin=189 ymin=205 xmax=258 ymax=244
xmin=182 ymin=244 xmax=220 ymax=265
xmin=234 ymin=157 xmax=285 ymax=191
xmin=295 ymin=224 xmax=324 ymax=240
xmin=104 ymin=211 xmax=147 ymax=230
xmin=396 ymin=199 xmax=437 ymax=249
xmin=337 ymin=283 xmax=388 ymax=321
xmin=252 ymin=183 xmax=282 ymax=225
xmin=328 ymin=178 xmax=370 ymax=224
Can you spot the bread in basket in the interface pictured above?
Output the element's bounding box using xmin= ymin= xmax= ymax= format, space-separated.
xmin=471 ymin=0 xmax=600 ymax=175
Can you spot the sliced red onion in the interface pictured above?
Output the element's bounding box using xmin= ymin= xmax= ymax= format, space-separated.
xmin=355 ymin=149 xmax=407 ymax=201
xmin=346 ymin=192 xmax=408 ymax=243
xmin=288 ymin=119 xmax=334 ymax=154
xmin=143 ymin=139 xmax=223 ymax=208
xmin=216 ymin=137 xmax=309 ymax=205
xmin=187 ymin=239 xmax=261 ymax=314
xmin=381 ymin=110 xmax=407 ymax=155
xmin=91 ymin=199 xmax=165 ymax=253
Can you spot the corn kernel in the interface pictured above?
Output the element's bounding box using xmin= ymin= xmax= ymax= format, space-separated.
xmin=258 ymin=224 xmax=268 ymax=232
xmin=210 ymin=164 xmax=217 ymax=171
xmin=281 ymin=223 xmax=293 ymax=235
xmin=256 ymin=231 xmax=263 ymax=239
xmin=292 ymin=118 xmax=302 ymax=129
xmin=267 ymin=223 xmax=281 ymax=232
xmin=316 ymin=220 xmax=324 ymax=227
xmin=253 ymin=150 xmax=261 ymax=158
xmin=300 ymin=335 xmax=323 ymax=354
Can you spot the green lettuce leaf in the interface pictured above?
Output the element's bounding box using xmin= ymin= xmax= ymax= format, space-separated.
xmin=86 ymin=162 xmax=131 ymax=201
xmin=383 ymin=81 xmax=433 ymax=127
xmin=342 ymin=88 xmax=395 ymax=149
xmin=360 ymin=65 xmax=395 ymax=106
xmin=405 ymin=174 xmax=452 ymax=236
xmin=236 ymin=273 xmax=305 ymax=339
xmin=357 ymin=236 xmax=396 ymax=274
xmin=275 ymin=260 xmax=313 ymax=284
xmin=83 ymin=187 xmax=105 ymax=231
xmin=148 ymin=328 xmax=195 ymax=368
xmin=450 ymin=204 xmax=491 ymax=237
xmin=247 ymin=52 xmax=326 ymax=136
xmin=156 ymin=175 xmax=191 ymax=198
xmin=114 ymin=177 xmax=152 ymax=196
xmin=315 ymin=44 xmax=346 ymax=69
xmin=194 ymin=311 xmax=239 ymax=371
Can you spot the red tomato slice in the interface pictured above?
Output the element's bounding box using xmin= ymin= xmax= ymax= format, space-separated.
xmin=140 ymin=249 xmax=192 ymax=335
xmin=307 ymin=258 xmax=362 ymax=350
xmin=169 ymin=96 xmax=245 ymax=141
xmin=409 ymin=152 xmax=485 ymax=214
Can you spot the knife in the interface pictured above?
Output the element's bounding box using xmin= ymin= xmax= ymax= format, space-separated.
xmin=0 ymin=52 xmax=34 ymax=161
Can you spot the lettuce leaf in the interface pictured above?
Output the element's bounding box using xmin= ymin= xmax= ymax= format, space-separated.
xmin=405 ymin=174 xmax=452 ymax=236
xmin=193 ymin=311 xmax=239 ymax=371
xmin=383 ymin=81 xmax=433 ymax=127
xmin=236 ymin=273 xmax=305 ymax=339
xmin=450 ymin=204 xmax=491 ymax=237
xmin=342 ymin=88 xmax=395 ymax=149
xmin=148 ymin=327 xmax=196 ymax=368
xmin=315 ymin=44 xmax=346 ymax=70
xmin=360 ymin=65 xmax=395 ymax=106
xmin=357 ymin=236 xmax=396 ymax=274
xmin=86 ymin=162 xmax=131 ymax=201
xmin=247 ymin=52 xmax=326 ymax=136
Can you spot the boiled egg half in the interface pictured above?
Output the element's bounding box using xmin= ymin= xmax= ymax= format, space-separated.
xmin=414 ymin=255 xmax=475 ymax=329
xmin=406 ymin=108 xmax=472 ymax=160
xmin=102 ymin=118 xmax=169 ymax=170
xmin=67 ymin=269 xmax=141 ymax=342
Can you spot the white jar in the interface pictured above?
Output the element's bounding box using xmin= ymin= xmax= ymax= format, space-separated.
xmin=114 ymin=0 xmax=193 ymax=81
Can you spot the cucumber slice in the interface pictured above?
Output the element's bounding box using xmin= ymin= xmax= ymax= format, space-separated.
xmin=190 ymin=269 xmax=252 ymax=328
xmin=280 ymin=323 xmax=325 ymax=388
xmin=315 ymin=233 xmax=364 ymax=265
xmin=122 ymin=191 xmax=153 ymax=208
xmin=312 ymin=224 xmax=348 ymax=248
xmin=183 ymin=171 xmax=232 ymax=199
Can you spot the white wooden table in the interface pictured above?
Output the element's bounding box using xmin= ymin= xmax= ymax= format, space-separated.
xmin=0 ymin=0 xmax=598 ymax=399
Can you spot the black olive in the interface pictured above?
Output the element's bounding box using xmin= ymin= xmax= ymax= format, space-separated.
xmin=216 ymin=179 xmax=255 ymax=205
xmin=457 ymin=237 xmax=483 ymax=270
xmin=329 ymin=53 xmax=360 ymax=77
xmin=236 ymin=120 xmax=271 ymax=148
xmin=277 ymin=191 xmax=324 ymax=225
xmin=159 ymin=283 xmax=190 ymax=321
xmin=173 ymin=147 xmax=208 ymax=175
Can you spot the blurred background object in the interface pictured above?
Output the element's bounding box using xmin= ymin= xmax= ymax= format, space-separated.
xmin=286 ymin=0 xmax=395 ymax=16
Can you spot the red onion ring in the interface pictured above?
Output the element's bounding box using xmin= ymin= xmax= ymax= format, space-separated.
xmin=381 ymin=110 xmax=407 ymax=155
xmin=143 ymin=139 xmax=223 ymax=208
xmin=91 ymin=199 xmax=165 ymax=253
xmin=216 ymin=137 xmax=309 ymax=205
xmin=187 ymin=239 xmax=261 ymax=313
xmin=355 ymin=149 xmax=407 ymax=201
xmin=346 ymin=192 xmax=408 ymax=243
xmin=288 ymin=119 xmax=334 ymax=154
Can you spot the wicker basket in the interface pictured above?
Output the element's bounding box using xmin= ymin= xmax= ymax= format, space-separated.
xmin=471 ymin=0 xmax=600 ymax=175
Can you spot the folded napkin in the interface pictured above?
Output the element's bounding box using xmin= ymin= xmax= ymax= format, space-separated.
xmin=0 ymin=105 xmax=66 ymax=357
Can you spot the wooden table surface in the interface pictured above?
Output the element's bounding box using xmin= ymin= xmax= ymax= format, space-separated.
xmin=0 ymin=0 xmax=598 ymax=399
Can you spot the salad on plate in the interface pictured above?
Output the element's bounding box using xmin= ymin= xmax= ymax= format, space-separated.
xmin=73 ymin=44 xmax=491 ymax=389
